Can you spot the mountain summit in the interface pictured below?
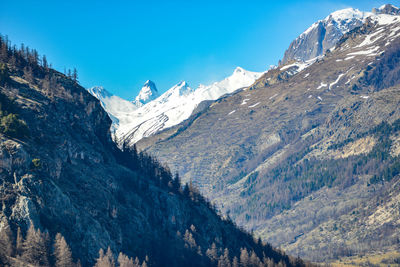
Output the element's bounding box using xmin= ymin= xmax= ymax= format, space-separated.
xmin=133 ymin=80 xmax=159 ymax=107
xmin=281 ymin=7 xmax=369 ymax=64
xmin=281 ymin=4 xmax=400 ymax=65
xmin=373 ymin=4 xmax=400 ymax=15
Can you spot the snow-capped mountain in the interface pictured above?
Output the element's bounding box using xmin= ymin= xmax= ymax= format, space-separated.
xmin=87 ymin=67 xmax=263 ymax=145
xmin=133 ymin=80 xmax=159 ymax=107
xmin=89 ymin=4 xmax=400 ymax=146
xmin=119 ymin=68 xmax=263 ymax=145
xmin=281 ymin=4 xmax=399 ymax=64
xmin=373 ymin=3 xmax=400 ymax=15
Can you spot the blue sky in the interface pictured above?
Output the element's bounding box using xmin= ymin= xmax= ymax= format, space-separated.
xmin=0 ymin=0 xmax=391 ymax=99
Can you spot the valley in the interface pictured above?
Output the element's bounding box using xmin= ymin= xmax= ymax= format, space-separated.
xmin=1 ymin=2 xmax=400 ymax=266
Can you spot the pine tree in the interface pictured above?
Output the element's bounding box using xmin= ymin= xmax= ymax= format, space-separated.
xmin=172 ymin=172 xmax=181 ymax=191
xmin=249 ymin=250 xmax=260 ymax=266
xmin=0 ymin=36 xmax=8 ymax=61
xmin=134 ymin=257 xmax=140 ymax=267
xmin=0 ymin=219 xmax=14 ymax=264
xmin=240 ymin=248 xmax=249 ymax=267
xmin=223 ymin=248 xmax=231 ymax=267
xmin=15 ymin=227 xmax=23 ymax=256
xmin=0 ymin=63 xmax=9 ymax=86
xmin=22 ymin=224 xmax=50 ymax=266
xmin=232 ymin=256 xmax=239 ymax=267
xmin=206 ymin=242 xmax=218 ymax=262
xmin=53 ymin=233 xmax=74 ymax=267
xmin=183 ymin=183 xmax=190 ymax=197
xmin=72 ymin=68 xmax=78 ymax=82
xmin=95 ymin=247 xmax=115 ymax=267
xmin=117 ymin=252 xmax=134 ymax=267
xmin=42 ymin=55 xmax=48 ymax=69
xmin=183 ymin=229 xmax=197 ymax=249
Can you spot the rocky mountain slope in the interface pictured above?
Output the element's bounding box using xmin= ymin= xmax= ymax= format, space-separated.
xmin=88 ymin=67 xmax=263 ymax=145
xmin=281 ymin=4 xmax=400 ymax=64
xmin=135 ymin=5 xmax=400 ymax=262
xmin=0 ymin=37 xmax=305 ymax=266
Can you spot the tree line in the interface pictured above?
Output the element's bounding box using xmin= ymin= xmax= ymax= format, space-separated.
xmin=0 ymin=34 xmax=78 ymax=85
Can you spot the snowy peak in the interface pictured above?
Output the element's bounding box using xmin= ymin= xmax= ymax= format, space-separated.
xmin=233 ymin=66 xmax=245 ymax=74
xmin=282 ymin=5 xmax=400 ymax=65
xmin=230 ymin=67 xmax=261 ymax=79
xmin=164 ymin=81 xmax=192 ymax=98
xmin=326 ymin=8 xmax=366 ymax=22
xmin=134 ymin=80 xmax=159 ymax=106
xmin=282 ymin=7 xmax=371 ymax=64
xmin=110 ymin=66 xmax=263 ymax=145
xmin=373 ymin=4 xmax=400 ymax=15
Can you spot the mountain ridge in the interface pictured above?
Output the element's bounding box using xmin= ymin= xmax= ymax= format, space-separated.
xmin=281 ymin=4 xmax=400 ymax=65
xmin=88 ymin=67 xmax=264 ymax=145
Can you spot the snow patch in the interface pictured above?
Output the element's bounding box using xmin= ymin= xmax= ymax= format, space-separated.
xmin=269 ymin=93 xmax=278 ymax=100
xmin=248 ymin=102 xmax=260 ymax=108
xmin=317 ymin=82 xmax=328 ymax=89
xmin=329 ymin=74 xmax=345 ymax=89
xmin=241 ymin=99 xmax=250 ymax=105
xmin=356 ymin=28 xmax=385 ymax=47
xmin=347 ymin=46 xmax=380 ymax=56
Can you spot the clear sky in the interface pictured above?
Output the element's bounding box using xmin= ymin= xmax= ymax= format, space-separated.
xmin=0 ymin=0 xmax=391 ymax=99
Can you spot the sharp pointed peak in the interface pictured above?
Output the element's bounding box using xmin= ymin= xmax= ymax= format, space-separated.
xmin=174 ymin=80 xmax=189 ymax=88
xmin=134 ymin=80 xmax=159 ymax=106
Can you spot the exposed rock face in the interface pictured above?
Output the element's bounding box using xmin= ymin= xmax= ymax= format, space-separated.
xmin=0 ymin=58 xmax=295 ymax=266
xmin=136 ymin=10 xmax=400 ymax=262
xmin=372 ymin=4 xmax=400 ymax=15
xmin=281 ymin=8 xmax=368 ymax=65
xmin=281 ymin=5 xmax=400 ymax=65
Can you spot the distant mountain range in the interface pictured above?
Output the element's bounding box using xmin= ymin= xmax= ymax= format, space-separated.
xmin=88 ymin=5 xmax=400 ymax=148
xmin=88 ymin=67 xmax=263 ymax=144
